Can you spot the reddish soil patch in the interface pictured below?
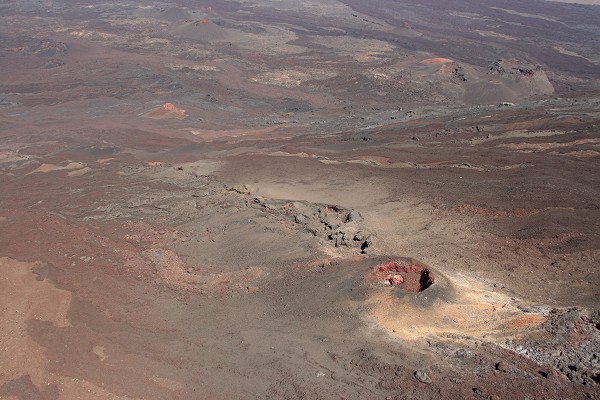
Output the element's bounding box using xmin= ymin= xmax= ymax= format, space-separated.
xmin=144 ymin=103 xmax=187 ymax=120
xmin=371 ymin=260 xmax=434 ymax=292
xmin=421 ymin=57 xmax=453 ymax=64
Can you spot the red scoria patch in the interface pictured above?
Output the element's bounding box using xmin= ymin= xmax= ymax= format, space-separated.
xmin=372 ymin=261 xmax=434 ymax=292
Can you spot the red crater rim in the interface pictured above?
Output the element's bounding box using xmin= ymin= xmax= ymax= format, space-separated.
xmin=372 ymin=261 xmax=434 ymax=293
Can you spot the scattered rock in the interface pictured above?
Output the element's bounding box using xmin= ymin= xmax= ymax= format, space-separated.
xmin=227 ymin=184 xmax=251 ymax=195
xmin=331 ymin=231 xmax=347 ymax=247
xmin=414 ymin=370 xmax=431 ymax=384
xmin=453 ymin=65 xmax=467 ymax=81
xmin=516 ymin=66 xmax=534 ymax=76
xmin=385 ymin=274 xmax=404 ymax=286
xmin=346 ymin=210 xmax=362 ymax=223
xmin=361 ymin=236 xmax=375 ymax=254
xmin=324 ymin=214 xmax=341 ymax=230
xmin=354 ymin=231 xmax=367 ymax=242
xmin=294 ymin=214 xmax=306 ymax=224
xmin=489 ymin=59 xmax=506 ymax=74
xmin=306 ymin=227 xmax=319 ymax=236
xmin=495 ymin=361 xmax=508 ymax=372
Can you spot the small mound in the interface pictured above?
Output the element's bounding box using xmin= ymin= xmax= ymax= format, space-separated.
xmin=367 ymin=259 xmax=548 ymax=341
xmin=371 ymin=260 xmax=434 ymax=292
xmin=168 ymin=20 xmax=231 ymax=42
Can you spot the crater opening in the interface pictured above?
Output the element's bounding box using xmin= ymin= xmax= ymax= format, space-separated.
xmin=372 ymin=261 xmax=434 ymax=292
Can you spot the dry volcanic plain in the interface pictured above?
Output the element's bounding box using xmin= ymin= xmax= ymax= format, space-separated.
xmin=0 ymin=0 xmax=599 ymax=399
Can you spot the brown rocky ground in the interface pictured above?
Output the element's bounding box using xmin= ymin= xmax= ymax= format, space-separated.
xmin=0 ymin=0 xmax=599 ymax=399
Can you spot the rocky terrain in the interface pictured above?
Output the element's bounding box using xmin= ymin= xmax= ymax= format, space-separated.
xmin=0 ymin=0 xmax=599 ymax=399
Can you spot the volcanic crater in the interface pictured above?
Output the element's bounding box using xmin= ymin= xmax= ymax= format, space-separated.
xmin=371 ymin=259 xmax=435 ymax=293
